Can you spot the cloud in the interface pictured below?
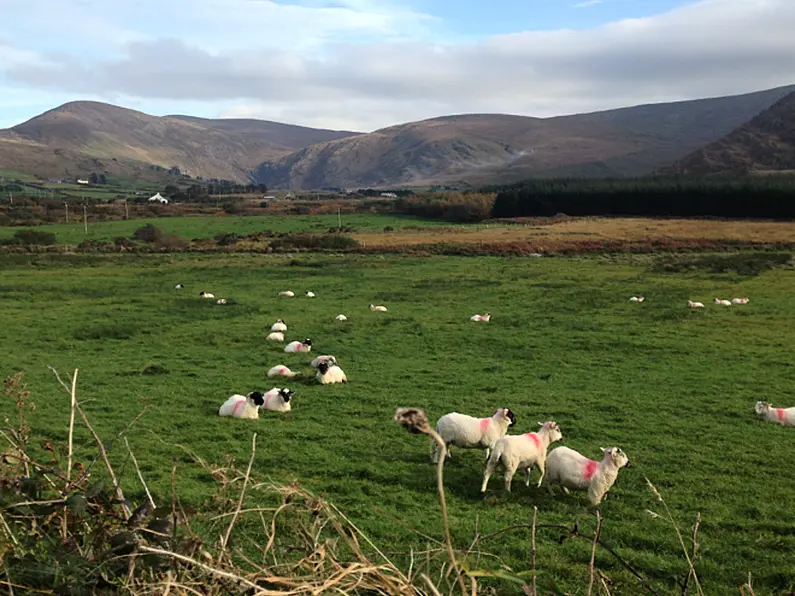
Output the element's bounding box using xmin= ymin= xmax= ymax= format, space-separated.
xmin=574 ymin=0 xmax=603 ymax=7
xmin=2 ymin=0 xmax=795 ymax=131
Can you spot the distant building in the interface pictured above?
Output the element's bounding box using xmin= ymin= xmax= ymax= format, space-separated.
xmin=76 ymin=179 xmax=89 ymax=185
xmin=147 ymin=192 xmax=169 ymax=204
xmin=262 ymin=195 xmax=276 ymax=200
xmin=380 ymin=192 xmax=398 ymax=198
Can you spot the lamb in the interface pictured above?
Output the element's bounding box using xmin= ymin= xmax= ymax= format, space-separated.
xmin=306 ymin=291 xmax=315 ymax=298
xmin=542 ymin=446 xmax=631 ymax=506
xmin=266 ymin=331 xmax=285 ymax=342
xmin=714 ymin=298 xmax=732 ymax=306
xmin=688 ymin=300 xmax=705 ymax=308
xmin=262 ymin=387 xmax=295 ymax=412
xmin=629 ymin=296 xmax=645 ymax=303
xmin=370 ymin=304 xmax=388 ymax=312
xmin=316 ymin=360 xmax=347 ymax=384
xmin=175 ymin=283 xmax=184 ymax=289
xmin=470 ymin=312 xmax=491 ymax=322
xmin=267 ymin=365 xmax=299 ymax=378
xmin=271 ymin=319 xmax=287 ymax=332
xmin=732 ymin=297 xmax=750 ymax=304
xmin=431 ymin=408 xmax=517 ymax=464
xmin=480 ymin=421 xmax=563 ymax=493
xmin=285 ymin=338 xmax=312 ymax=353
xmin=310 ymin=355 xmax=337 ymax=368
xmin=335 ymin=314 xmax=348 ymax=321
xmin=199 ymin=291 xmax=215 ymax=299
xmin=754 ymin=401 xmax=795 ymax=427
xmin=218 ymin=391 xmax=265 ymax=419
xmin=279 ymin=291 xmax=295 ymax=297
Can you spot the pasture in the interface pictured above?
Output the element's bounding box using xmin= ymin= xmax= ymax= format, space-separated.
xmin=1 ymin=251 xmax=794 ymax=593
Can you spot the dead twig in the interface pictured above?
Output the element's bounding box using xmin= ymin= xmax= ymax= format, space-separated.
xmin=123 ymin=436 xmax=155 ymax=510
xmin=219 ymin=432 xmax=257 ymax=557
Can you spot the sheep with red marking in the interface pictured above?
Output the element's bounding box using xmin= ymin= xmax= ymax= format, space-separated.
xmin=285 ymin=338 xmax=312 ymax=353
xmin=311 ymin=355 xmax=337 ymax=368
xmin=542 ymin=446 xmax=631 ymax=506
xmin=755 ymin=401 xmax=795 ymax=427
xmin=266 ymin=331 xmax=285 ymax=342
xmin=431 ymin=408 xmax=517 ymax=464
xmin=262 ymin=387 xmax=295 ymax=412
xmin=271 ymin=319 xmax=287 ymax=332
xmin=218 ymin=391 xmax=265 ymax=419
xmin=480 ymin=421 xmax=563 ymax=493
xmin=267 ymin=365 xmax=298 ymax=378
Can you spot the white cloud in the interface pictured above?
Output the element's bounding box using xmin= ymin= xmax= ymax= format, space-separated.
xmin=2 ymin=0 xmax=795 ymax=131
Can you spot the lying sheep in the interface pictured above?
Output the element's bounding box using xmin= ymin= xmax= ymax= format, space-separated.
xmin=285 ymin=338 xmax=312 ymax=353
xmin=216 ymin=298 xmax=227 ymax=305
xmin=335 ymin=314 xmax=348 ymax=321
xmin=175 ymin=283 xmax=184 ymax=289
xmin=755 ymin=401 xmax=795 ymax=427
xmin=629 ymin=296 xmax=645 ymax=303
xmin=480 ymin=421 xmax=563 ymax=493
xmin=267 ymin=365 xmax=298 ymax=378
xmin=199 ymin=291 xmax=215 ymax=299
xmin=263 ymin=387 xmax=294 ymax=412
xmin=316 ymin=360 xmax=347 ymax=384
xmin=714 ymin=298 xmax=732 ymax=306
xmin=271 ymin=319 xmax=287 ymax=332
xmin=432 ymin=408 xmax=517 ymax=464
xmin=543 ymin=446 xmax=631 ymax=506
xmin=218 ymin=391 xmax=265 ymax=419
xmin=688 ymin=300 xmax=705 ymax=308
xmin=470 ymin=312 xmax=491 ymax=322
xmin=279 ymin=291 xmax=295 ymax=297
xmin=266 ymin=331 xmax=285 ymax=342
xmin=311 ymin=355 xmax=337 ymax=368
xmin=370 ymin=304 xmax=387 ymax=312
xmin=306 ymin=291 xmax=315 ymax=298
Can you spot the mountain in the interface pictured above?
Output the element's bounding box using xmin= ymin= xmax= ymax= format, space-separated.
xmin=1 ymin=101 xmax=358 ymax=183
xmin=251 ymin=85 xmax=795 ymax=189
xmin=660 ymin=91 xmax=795 ymax=176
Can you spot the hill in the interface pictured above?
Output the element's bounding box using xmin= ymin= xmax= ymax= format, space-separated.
xmin=2 ymin=101 xmax=358 ymax=183
xmin=252 ymin=85 xmax=795 ymax=189
xmin=660 ymin=91 xmax=795 ymax=175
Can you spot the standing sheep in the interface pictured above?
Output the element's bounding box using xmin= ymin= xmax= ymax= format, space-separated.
xmin=542 ymin=446 xmax=631 ymax=506
xmin=480 ymin=421 xmax=563 ymax=493
xmin=755 ymin=401 xmax=795 ymax=427
xmin=285 ymin=338 xmax=312 ymax=353
xmin=432 ymin=408 xmax=517 ymax=463
xmin=263 ymin=387 xmax=295 ymax=412
xmin=316 ymin=360 xmax=347 ymax=384
xmin=218 ymin=391 xmax=265 ymax=419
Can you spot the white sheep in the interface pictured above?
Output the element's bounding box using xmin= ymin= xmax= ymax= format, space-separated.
xmin=370 ymin=304 xmax=387 ymax=312
xmin=335 ymin=314 xmax=348 ymax=321
xmin=542 ymin=446 xmax=632 ymax=506
xmin=267 ymin=365 xmax=299 ymax=378
xmin=688 ymin=300 xmax=705 ymax=308
xmin=432 ymin=408 xmax=517 ymax=464
xmin=714 ymin=298 xmax=732 ymax=306
xmin=218 ymin=391 xmax=265 ymax=419
xmin=755 ymin=401 xmax=795 ymax=427
xmin=732 ymin=297 xmax=750 ymax=304
xmin=306 ymin=291 xmax=315 ymax=298
xmin=216 ymin=298 xmax=227 ymax=305
xmin=266 ymin=331 xmax=285 ymax=342
xmin=285 ymin=338 xmax=312 ymax=353
xmin=316 ymin=360 xmax=347 ymax=384
xmin=262 ymin=387 xmax=295 ymax=412
xmin=310 ymin=355 xmax=337 ymax=368
xmin=270 ymin=319 xmax=287 ymax=332
xmin=629 ymin=296 xmax=645 ymax=303
xmin=175 ymin=283 xmax=184 ymax=289
xmin=199 ymin=291 xmax=215 ymax=299
xmin=279 ymin=291 xmax=295 ymax=297
xmin=470 ymin=312 xmax=491 ymax=322
xmin=480 ymin=421 xmax=563 ymax=493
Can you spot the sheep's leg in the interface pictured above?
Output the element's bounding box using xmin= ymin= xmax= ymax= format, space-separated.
xmin=480 ymin=457 xmax=498 ymax=493
xmin=535 ymin=458 xmax=546 ymax=488
xmin=525 ymin=468 xmax=533 ymax=487
xmin=484 ymin=447 xmax=491 ymax=461
xmin=504 ymin=465 xmax=516 ymax=492
xmin=562 ymin=487 xmax=570 ymax=494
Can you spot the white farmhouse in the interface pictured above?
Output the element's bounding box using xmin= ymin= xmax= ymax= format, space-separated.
xmin=147 ymin=192 xmax=169 ymax=204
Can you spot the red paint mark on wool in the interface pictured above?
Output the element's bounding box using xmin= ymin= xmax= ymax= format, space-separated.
xmin=523 ymin=433 xmax=540 ymax=448
xmin=479 ymin=418 xmax=490 ymax=433
xmin=583 ymin=460 xmax=598 ymax=481
xmin=232 ymin=400 xmax=245 ymax=416
xmin=777 ymin=408 xmax=786 ymax=422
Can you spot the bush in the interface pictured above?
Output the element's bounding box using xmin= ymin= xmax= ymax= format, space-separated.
xmin=153 ymin=234 xmax=189 ymax=250
xmin=270 ymin=233 xmax=360 ymax=251
xmin=222 ymin=201 xmax=245 ymax=214
xmin=132 ymin=224 xmax=163 ymax=243
xmin=113 ymin=236 xmax=137 ymax=248
xmin=215 ymin=232 xmax=239 ymax=246
xmin=3 ymin=229 xmax=58 ymax=246
xmin=259 ymin=201 xmax=269 ymax=208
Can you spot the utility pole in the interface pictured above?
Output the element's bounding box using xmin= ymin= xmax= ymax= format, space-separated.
xmin=64 ymin=202 xmax=69 ymax=223
xmin=83 ymin=204 xmax=88 ymax=234
xmin=9 ymin=191 xmax=12 ymax=205
xmin=124 ymin=199 xmax=129 ymax=220
xmin=337 ymin=206 xmax=342 ymax=231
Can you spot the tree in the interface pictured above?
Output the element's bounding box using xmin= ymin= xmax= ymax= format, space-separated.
xmin=98 ymin=174 xmax=108 ymax=185
xmin=89 ymin=172 xmax=99 ymax=184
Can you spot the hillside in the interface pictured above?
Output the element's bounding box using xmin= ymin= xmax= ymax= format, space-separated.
xmin=2 ymin=101 xmax=358 ymax=183
xmin=661 ymin=91 xmax=795 ymax=175
xmin=252 ymin=85 xmax=795 ymax=189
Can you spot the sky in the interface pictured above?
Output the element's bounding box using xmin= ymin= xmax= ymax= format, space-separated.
xmin=1 ymin=0 xmax=795 ymax=132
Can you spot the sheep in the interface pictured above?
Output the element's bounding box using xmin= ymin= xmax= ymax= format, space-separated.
xmin=175 ymin=283 xmax=184 ymax=289
xmin=480 ymin=421 xmax=563 ymax=493
xmin=754 ymin=401 xmax=795 ymax=427
xmin=267 ymin=365 xmax=299 ymax=378
xmin=688 ymin=300 xmax=705 ymax=308
xmin=262 ymin=387 xmax=295 ymax=412
xmin=285 ymin=338 xmax=312 ymax=353
xmin=306 ymin=291 xmax=315 ymax=298
xmin=629 ymin=296 xmax=645 ymax=303
xmin=732 ymin=297 xmax=750 ymax=304
xmin=370 ymin=304 xmax=387 ymax=312
xmin=218 ymin=391 xmax=265 ymax=419
xmin=310 ymin=355 xmax=337 ymax=368
xmin=316 ymin=360 xmax=347 ymax=384
xmin=470 ymin=312 xmax=491 ymax=322
xmin=199 ymin=291 xmax=215 ymax=299
xmin=266 ymin=331 xmax=285 ymax=342
xmin=271 ymin=319 xmax=287 ymax=332
xmin=431 ymin=408 xmax=517 ymax=464
xmin=542 ymin=446 xmax=631 ymax=506
xmin=279 ymin=291 xmax=295 ymax=297
xmin=335 ymin=314 xmax=348 ymax=321
xmin=714 ymin=298 xmax=732 ymax=306
xmin=216 ymin=298 xmax=227 ymax=305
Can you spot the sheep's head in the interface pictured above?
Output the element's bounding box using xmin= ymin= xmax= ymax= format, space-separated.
xmin=276 ymin=319 xmax=284 ymax=324
xmin=317 ymin=361 xmax=330 ymax=374
xmin=755 ymin=401 xmax=771 ymax=415
xmin=497 ymin=408 xmax=516 ymax=426
xmin=538 ymin=421 xmax=563 ymax=443
xmin=601 ymin=447 xmax=631 ymax=469
xmin=248 ymin=391 xmax=265 ymax=407
xmin=279 ymin=388 xmax=294 ymax=403
xmin=303 ymin=338 xmax=312 ymax=346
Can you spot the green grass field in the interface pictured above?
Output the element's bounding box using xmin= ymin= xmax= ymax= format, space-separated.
xmin=1 ymin=252 xmax=793 ymax=594
xmin=0 ymin=213 xmax=468 ymax=244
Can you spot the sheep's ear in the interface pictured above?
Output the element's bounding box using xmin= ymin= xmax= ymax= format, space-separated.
xmin=537 ymin=421 xmax=543 ymax=426
xmin=600 ymin=447 xmax=607 ymax=453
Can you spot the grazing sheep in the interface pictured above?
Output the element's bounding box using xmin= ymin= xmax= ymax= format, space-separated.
xmin=285 ymin=338 xmax=312 ymax=353
xmin=306 ymin=291 xmax=316 ymax=298
xmin=432 ymin=408 xmax=517 ymax=464
xmin=263 ymin=387 xmax=295 ymax=412
xmin=279 ymin=291 xmax=295 ymax=297
xmin=216 ymin=298 xmax=227 ymax=305
xmin=480 ymin=421 xmax=563 ymax=493
xmin=370 ymin=304 xmax=388 ymax=312
xmin=470 ymin=312 xmax=491 ymax=322
xmin=688 ymin=300 xmax=705 ymax=308
xmin=335 ymin=314 xmax=348 ymax=321
xmin=732 ymin=297 xmax=750 ymax=304
xmin=629 ymin=296 xmax=645 ymax=303
xmin=218 ymin=391 xmax=265 ymax=419
xmin=266 ymin=331 xmax=285 ymax=342
xmin=755 ymin=401 xmax=795 ymax=427
xmin=267 ymin=365 xmax=298 ymax=378
xmin=310 ymin=355 xmax=337 ymax=368
xmin=199 ymin=291 xmax=215 ymax=299
xmin=271 ymin=319 xmax=287 ymax=332
xmin=543 ymin=446 xmax=631 ymax=506
xmin=714 ymin=298 xmax=732 ymax=306
xmin=175 ymin=283 xmax=184 ymax=289
xmin=316 ymin=360 xmax=347 ymax=384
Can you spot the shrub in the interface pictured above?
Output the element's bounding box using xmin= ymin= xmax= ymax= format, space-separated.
xmin=153 ymin=234 xmax=189 ymax=250
xmin=132 ymin=224 xmax=163 ymax=243
xmin=113 ymin=236 xmax=137 ymax=248
xmin=270 ymin=233 xmax=360 ymax=251
xmin=222 ymin=201 xmax=245 ymax=214
xmin=215 ymin=232 xmax=239 ymax=246
xmin=4 ymin=229 xmax=57 ymax=246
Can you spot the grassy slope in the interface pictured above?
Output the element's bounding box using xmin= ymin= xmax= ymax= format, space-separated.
xmin=0 ymin=253 xmax=793 ymax=593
